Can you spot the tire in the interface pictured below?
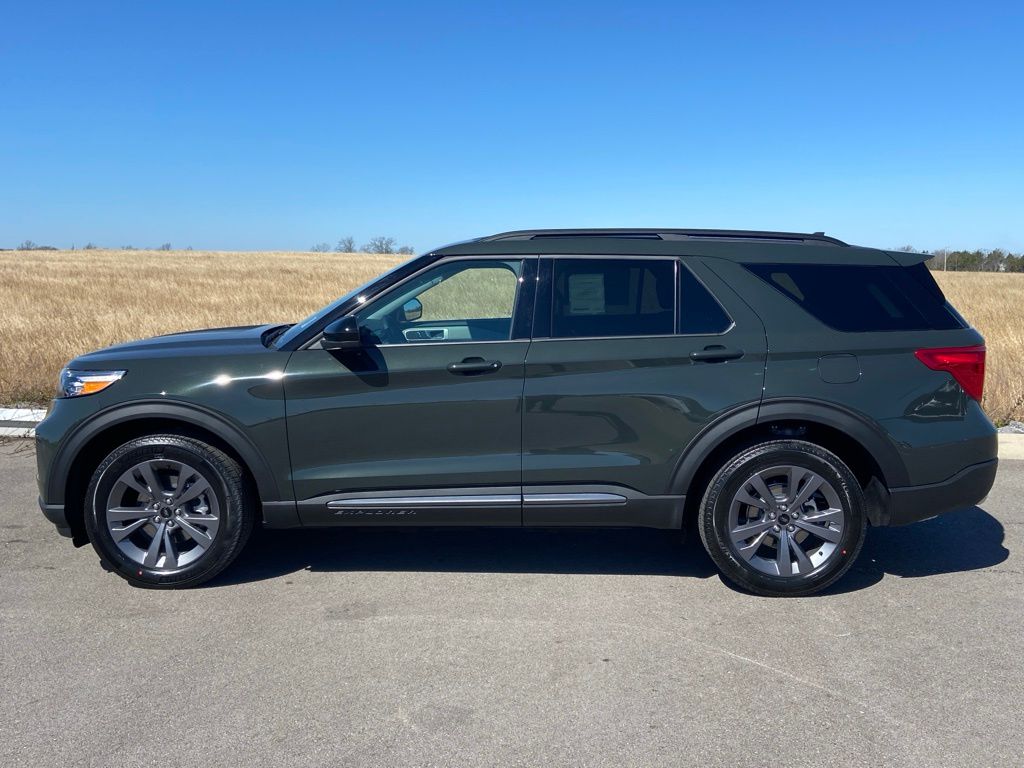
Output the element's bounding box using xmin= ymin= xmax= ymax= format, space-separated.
xmin=84 ymin=435 xmax=255 ymax=588
xmin=698 ymin=440 xmax=867 ymax=597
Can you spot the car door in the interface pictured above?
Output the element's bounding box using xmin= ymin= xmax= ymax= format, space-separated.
xmin=284 ymin=256 xmax=536 ymax=526
xmin=522 ymin=255 xmax=767 ymax=527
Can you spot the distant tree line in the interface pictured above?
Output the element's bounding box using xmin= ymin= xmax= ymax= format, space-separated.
xmin=11 ymin=239 xmax=1015 ymax=267
xmin=6 ymin=241 xmax=191 ymax=251
xmin=311 ymin=236 xmax=415 ymax=255
xmin=14 ymin=240 xmax=58 ymax=251
xmin=4 ymin=238 xmax=415 ymax=253
xmin=896 ymin=245 xmax=1024 ymax=273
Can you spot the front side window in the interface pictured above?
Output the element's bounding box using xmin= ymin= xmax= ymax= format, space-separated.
xmin=551 ymin=258 xmax=675 ymax=338
xmin=358 ymin=259 xmax=523 ymax=344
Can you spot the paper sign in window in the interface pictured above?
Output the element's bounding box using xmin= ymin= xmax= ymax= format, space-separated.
xmin=568 ymin=273 xmax=605 ymax=315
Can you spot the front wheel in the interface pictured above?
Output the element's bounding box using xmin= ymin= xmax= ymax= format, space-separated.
xmin=84 ymin=435 xmax=255 ymax=588
xmin=698 ymin=440 xmax=867 ymax=597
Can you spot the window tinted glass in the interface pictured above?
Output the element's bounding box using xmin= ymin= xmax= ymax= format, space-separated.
xmin=359 ymin=259 xmax=523 ymax=344
xmin=414 ymin=265 xmax=518 ymax=321
xmin=679 ymin=264 xmax=731 ymax=334
xmin=744 ymin=263 xmax=964 ymax=332
xmin=551 ymin=259 xmax=674 ymax=338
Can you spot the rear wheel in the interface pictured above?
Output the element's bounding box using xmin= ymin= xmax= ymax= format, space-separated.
xmin=698 ymin=440 xmax=867 ymax=596
xmin=84 ymin=435 xmax=255 ymax=588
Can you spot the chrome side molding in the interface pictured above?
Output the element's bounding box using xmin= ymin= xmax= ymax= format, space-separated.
xmin=327 ymin=495 xmax=520 ymax=510
xmin=523 ymin=493 xmax=627 ymax=506
xmin=324 ymin=492 xmax=629 ymax=510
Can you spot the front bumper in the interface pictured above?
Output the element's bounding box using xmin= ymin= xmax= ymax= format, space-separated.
xmin=886 ymin=459 xmax=998 ymax=526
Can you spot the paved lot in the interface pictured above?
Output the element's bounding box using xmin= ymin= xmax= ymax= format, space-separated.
xmin=1 ymin=440 xmax=1021 ymax=767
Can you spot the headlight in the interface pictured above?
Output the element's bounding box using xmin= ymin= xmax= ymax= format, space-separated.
xmin=59 ymin=369 xmax=126 ymax=398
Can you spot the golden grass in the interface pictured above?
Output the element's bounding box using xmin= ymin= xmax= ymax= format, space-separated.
xmin=0 ymin=250 xmax=402 ymax=404
xmin=0 ymin=251 xmax=1021 ymax=422
xmin=934 ymin=272 xmax=1024 ymax=424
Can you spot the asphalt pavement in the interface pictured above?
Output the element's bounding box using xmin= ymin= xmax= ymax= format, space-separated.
xmin=1 ymin=439 xmax=1021 ymax=767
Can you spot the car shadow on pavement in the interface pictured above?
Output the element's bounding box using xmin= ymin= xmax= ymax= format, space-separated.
xmin=209 ymin=505 xmax=1009 ymax=593
xmin=212 ymin=527 xmax=719 ymax=586
xmin=820 ymin=505 xmax=1009 ymax=595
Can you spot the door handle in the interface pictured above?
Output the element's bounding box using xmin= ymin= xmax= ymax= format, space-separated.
xmin=689 ymin=345 xmax=744 ymax=363
xmin=447 ymin=357 xmax=502 ymax=374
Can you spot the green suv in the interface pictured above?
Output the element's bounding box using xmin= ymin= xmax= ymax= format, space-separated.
xmin=35 ymin=229 xmax=998 ymax=596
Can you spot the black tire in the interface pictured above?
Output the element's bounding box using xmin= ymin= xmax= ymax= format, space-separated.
xmin=698 ymin=440 xmax=867 ymax=597
xmin=84 ymin=435 xmax=255 ymax=588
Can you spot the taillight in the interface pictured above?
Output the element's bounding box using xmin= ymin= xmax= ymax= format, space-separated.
xmin=914 ymin=345 xmax=986 ymax=401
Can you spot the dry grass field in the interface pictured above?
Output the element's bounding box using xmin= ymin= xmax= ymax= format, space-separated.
xmin=933 ymin=271 xmax=1024 ymax=424
xmin=0 ymin=250 xmax=1021 ymax=423
xmin=0 ymin=249 xmax=402 ymax=405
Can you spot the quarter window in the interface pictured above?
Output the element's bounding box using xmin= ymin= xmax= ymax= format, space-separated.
xmin=551 ymin=259 xmax=675 ymax=338
xmin=744 ymin=262 xmax=964 ymax=332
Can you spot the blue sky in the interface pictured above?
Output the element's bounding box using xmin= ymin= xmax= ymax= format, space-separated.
xmin=2 ymin=1 xmax=1022 ymax=252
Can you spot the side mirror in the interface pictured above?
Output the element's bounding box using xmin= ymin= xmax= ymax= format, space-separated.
xmin=402 ymin=298 xmax=423 ymax=322
xmin=322 ymin=315 xmax=363 ymax=351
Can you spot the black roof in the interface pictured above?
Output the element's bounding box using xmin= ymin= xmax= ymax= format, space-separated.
xmin=432 ymin=228 xmax=916 ymax=266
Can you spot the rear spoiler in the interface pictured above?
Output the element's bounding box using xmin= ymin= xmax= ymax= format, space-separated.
xmin=885 ymin=250 xmax=934 ymax=267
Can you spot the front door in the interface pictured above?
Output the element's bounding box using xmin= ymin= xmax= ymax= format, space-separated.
xmin=284 ymin=256 xmax=534 ymax=525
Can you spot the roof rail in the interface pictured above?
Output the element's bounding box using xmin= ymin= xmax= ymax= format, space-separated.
xmin=481 ymin=228 xmax=848 ymax=246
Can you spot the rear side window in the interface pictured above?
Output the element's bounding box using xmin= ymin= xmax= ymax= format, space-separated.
xmin=744 ymin=262 xmax=964 ymax=332
xmin=552 ymin=258 xmax=674 ymax=338
xmin=679 ymin=264 xmax=732 ymax=334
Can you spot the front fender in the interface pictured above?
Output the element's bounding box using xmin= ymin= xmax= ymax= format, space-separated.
xmin=42 ymin=399 xmax=285 ymax=505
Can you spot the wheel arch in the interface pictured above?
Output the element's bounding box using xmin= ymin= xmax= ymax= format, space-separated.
xmin=52 ymin=402 xmax=279 ymax=545
xmin=673 ymin=399 xmax=906 ymax=529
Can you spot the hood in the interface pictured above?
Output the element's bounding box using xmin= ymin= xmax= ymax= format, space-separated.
xmin=70 ymin=324 xmax=285 ymax=365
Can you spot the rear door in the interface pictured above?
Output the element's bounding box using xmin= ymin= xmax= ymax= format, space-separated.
xmin=284 ymin=256 xmax=536 ymax=525
xmin=522 ymin=255 xmax=767 ymax=526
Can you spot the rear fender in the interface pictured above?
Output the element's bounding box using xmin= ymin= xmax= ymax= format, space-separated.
xmin=670 ymin=399 xmax=909 ymax=496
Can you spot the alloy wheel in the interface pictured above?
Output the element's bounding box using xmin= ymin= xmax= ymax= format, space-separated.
xmin=104 ymin=459 xmax=221 ymax=569
xmin=727 ymin=465 xmax=846 ymax=577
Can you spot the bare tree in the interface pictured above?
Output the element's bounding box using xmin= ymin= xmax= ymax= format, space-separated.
xmin=83 ymin=242 xmax=98 ymax=250
xmin=158 ymin=242 xmax=172 ymax=251
xmin=310 ymin=242 xmax=332 ymax=253
xmin=363 ymin=236 xmax=396 ymax=254
xmin=397 ymin=245 xmax=415 ymax=255
xmin=16 ymin=240 xmax=56 ymax=250
xmin=335 ymin=236 xmax=357 ymax=253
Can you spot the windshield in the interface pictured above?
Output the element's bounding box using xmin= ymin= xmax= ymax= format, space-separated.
xmin=273 ymin=260 xmax=411 ymax=348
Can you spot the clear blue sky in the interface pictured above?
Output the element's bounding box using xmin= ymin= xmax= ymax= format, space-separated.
xmin=2 ymin=1 xmax=1021 ymax=252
